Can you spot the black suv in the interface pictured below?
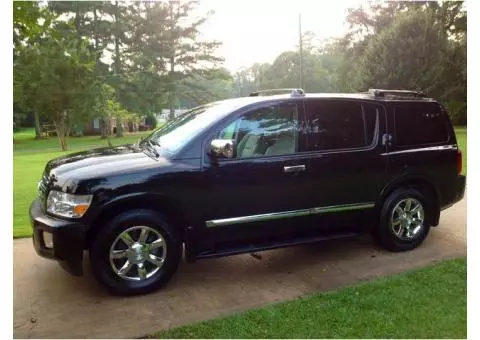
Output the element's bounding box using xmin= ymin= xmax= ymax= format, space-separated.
xmin=30 ymin=88 xmax=466 ymax=295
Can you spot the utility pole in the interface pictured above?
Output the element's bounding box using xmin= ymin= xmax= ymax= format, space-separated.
xmin=298 ymin=13 xmax=304 ymax=90
xmin=168 ymin=0 xmax=177 ymax=121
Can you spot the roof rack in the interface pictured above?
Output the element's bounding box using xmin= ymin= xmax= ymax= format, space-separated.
xmin=368 ymin=88 xmax=426 ymax=98
xmin=249 ymin=88 xmax=305 ymax=97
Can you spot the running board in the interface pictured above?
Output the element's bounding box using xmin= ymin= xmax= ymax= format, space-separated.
xmin=195 ymin=232 xmax=361 ymax=260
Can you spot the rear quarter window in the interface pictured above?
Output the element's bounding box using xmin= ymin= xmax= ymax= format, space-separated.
xmin=394 ymin=102 xmax=450 ymax=147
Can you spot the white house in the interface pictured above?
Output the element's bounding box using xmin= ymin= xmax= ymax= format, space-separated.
xmin=156 ymin=109 xmax=189 ymax=122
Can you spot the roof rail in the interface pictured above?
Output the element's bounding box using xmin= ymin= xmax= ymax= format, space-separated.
xmin=249 ymin=88 xmax=305 ymax=97
xmin=368 ymin=88 xmax=426 ymax=98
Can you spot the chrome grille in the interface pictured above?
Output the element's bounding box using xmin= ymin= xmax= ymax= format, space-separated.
xmin=37 ymin=173 xmax=49 ymax=203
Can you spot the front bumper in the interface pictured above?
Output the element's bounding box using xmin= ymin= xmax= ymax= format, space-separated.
xmin=30 ymin=198 xmax=87 ymax=276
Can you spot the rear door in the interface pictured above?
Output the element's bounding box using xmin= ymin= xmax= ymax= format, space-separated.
xmin=302 ymin=99 xmax=389 ymax=232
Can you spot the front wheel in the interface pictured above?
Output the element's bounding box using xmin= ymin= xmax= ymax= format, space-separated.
xmin=374 ymin=188 xmax=431 ymax=252
xmin=90 ymin=209 xmax=182 ymax=296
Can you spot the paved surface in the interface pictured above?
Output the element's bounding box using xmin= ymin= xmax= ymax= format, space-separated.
xmin=13 ymin=198 xmax=466 ymax=339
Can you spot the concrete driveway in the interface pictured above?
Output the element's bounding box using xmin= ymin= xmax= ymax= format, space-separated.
xmin=13 ymin=197 xmax=466 ymax=339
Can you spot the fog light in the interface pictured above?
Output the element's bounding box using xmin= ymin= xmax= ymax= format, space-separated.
xmin=43 ymin=231 xmax=54 ymax=249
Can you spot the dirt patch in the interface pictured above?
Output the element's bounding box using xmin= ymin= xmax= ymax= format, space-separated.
xmin=13 ymin=198 xmax=466 ymax=338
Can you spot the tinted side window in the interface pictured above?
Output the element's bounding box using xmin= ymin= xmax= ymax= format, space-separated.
xmin=394 ymin=102 xmax=449 ymax=146
xmin=364 ymin=103 xmax=380 ymax=146
xmin=217 ymin=102 xmax=306 ymax=159
xmin=304 ymin=100 xmax=377 ymax=151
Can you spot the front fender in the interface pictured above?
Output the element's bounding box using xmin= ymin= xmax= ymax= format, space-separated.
xmin=83 ymin=192 xmax=195 ymax=249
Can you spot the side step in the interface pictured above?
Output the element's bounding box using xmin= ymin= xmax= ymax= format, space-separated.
xmin=195 ymin=232 xmax=361 ymax=260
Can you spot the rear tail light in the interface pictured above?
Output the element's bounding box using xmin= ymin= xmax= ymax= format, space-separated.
xmin=457 ymin=149 xmax=462 ymax=175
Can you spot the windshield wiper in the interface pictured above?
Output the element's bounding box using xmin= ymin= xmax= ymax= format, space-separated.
xmin=141 ymin=139 xmax=159 ymax=158
xmin=148 ymin=139 xmax=160 ymax=146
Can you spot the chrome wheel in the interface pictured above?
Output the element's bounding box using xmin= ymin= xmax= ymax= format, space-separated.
xmin=390 ymin=198 xmax=425 ymax=241
xmin=109 ymin=226 xmax=167 ymax=281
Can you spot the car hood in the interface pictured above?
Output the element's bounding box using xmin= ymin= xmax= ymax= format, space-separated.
xmin=45 ymin=144 xmax=170 ymax=182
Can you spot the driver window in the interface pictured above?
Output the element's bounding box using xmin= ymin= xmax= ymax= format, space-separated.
xmin=219 ymin=120 xmax=237 ymax=140
xmin=218 ymin=103 xmax=300 ymax=159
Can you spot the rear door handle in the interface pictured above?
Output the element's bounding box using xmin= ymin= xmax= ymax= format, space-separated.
xmin=283 ymin=165 xmax=306 ymax=173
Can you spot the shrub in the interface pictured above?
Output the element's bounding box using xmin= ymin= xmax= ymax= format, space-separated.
xmin=145 ymin=113 xmax=157 ymax=130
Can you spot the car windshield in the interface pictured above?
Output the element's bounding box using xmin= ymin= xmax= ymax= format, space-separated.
xmin=144 ymin=99 xmax=249 ymax=154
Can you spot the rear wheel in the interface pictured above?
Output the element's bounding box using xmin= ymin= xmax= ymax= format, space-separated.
xmin=374 ymin=188 xmax=430 ymax=252
xmin=90 ymin=209 xmax=182 ymax=296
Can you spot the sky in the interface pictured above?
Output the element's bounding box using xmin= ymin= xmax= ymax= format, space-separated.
xmin=198 ymin=0 xmax=363 ymax=73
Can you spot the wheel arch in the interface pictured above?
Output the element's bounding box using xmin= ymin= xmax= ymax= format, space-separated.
xmin=375 ymin=175 xmax=441 ymax=227
xmin=85 ymin=193 xmax=189 ymax=249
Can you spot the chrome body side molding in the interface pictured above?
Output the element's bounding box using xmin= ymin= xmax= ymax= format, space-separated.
xmin=381 ymin=144 xmax=456 ymax=156
xmin=205 ymin=203 xmax=375 ymax=227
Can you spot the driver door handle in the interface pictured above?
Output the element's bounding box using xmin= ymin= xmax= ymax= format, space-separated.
xmin=283 ymin=165 xmax=306 ymax=173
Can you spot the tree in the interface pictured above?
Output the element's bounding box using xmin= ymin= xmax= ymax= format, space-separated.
xmin=233 ymin=48 xmax=336 ymax=95
xmin=232 ymin=67 xmax=258 ymax=97
xmin=109 ymin=0 xmax=128 ymax=136
xmin=350 ymin=6 xmax=465 ymax=123
xmin=165 ymin=0 xmax=223 ymax=119
xmin=14 ymin=1 xmax=53 ymax=138
xmin=14 ymin=1 xmax=53 ymax=50
xmin=178 ymin=68 xmax=233 ymax=105
xmin=318 ymin=1 xmax=465 ymax=124
xmin=14 ymin=0 xmax=234 ymax=150
xmin=48 ymin=1 xmax=135 ymax=137
xmin=145 ymin=113 xmax=157 ymax=130
xmin=14 ymin=31 xmax=96 ymax=151
xmin=136 ymin=0 xmax=223 ymax=119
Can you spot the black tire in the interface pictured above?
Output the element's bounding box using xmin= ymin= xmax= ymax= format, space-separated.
xmin=89 ymin=209 xmax=182 ymax=296
xmin=373 ymin=188 xmax=431 ymax=252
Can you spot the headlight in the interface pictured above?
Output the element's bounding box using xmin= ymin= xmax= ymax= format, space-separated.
xmin=47 ymin=191 xmax=93 ymax=218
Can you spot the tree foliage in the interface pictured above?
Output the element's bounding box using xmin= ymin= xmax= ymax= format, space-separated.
xmin=14 ymin=0 xmax=225 ymax=149
xmin=145 ymin=113 xmax=158 ymax=130
xmin=13 ymin=0 xmax=467 ymax=152
xmin=132 ymin=0 xmax=223 ymax=118
xmin=14 ymin=32 xmax=96 ymax=150
xmin=233 ymin=1 xmax=466 ymax=124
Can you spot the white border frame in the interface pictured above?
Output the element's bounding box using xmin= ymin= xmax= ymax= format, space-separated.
xmin=467 ymin=0 xmax=478 ymax=339
xmin=5 ymin=1 xmax=476 ymax=339
xmin=4 ymin=0 xmax=13 ymax=339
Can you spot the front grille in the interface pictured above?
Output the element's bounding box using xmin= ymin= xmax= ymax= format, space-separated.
xmin=37 ymin=173 xmax=49 ymax=204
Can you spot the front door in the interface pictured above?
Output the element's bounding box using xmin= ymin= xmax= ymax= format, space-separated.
xmin=202 ymin=101 xmax=312 ymax=246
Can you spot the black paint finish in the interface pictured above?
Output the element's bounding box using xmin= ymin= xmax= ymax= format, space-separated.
xmin=30 ymin=93 xmax=466 ymax=274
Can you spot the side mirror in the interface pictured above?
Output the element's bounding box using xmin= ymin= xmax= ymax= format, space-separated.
xmin=210 ymin=139 xmax=234 ymax=159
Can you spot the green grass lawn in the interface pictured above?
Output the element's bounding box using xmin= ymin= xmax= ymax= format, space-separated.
xmin=13 ymin=127 xmax=150 ymax=153
xmin=13 ymin=128 xmax=151 ymax=238
xmin=456 ymin=127 xmax=467 ymax=175
xmin=12 ymin=127 xmax=467 ymax=238
xmin=152 ymin=257 xmax=466 ymax=339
